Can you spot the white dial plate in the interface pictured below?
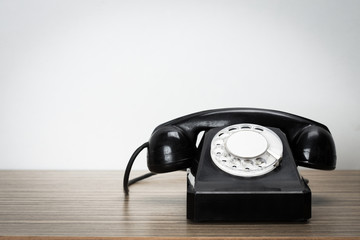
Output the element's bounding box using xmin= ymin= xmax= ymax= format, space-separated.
xmin=210 ymin=123 xmax=283 ymax=177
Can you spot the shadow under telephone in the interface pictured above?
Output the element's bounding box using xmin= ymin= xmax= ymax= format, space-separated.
xmin=123 ymin=108 xmax=336 ymax=222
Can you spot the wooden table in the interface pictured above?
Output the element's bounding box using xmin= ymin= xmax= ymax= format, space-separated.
xmin=0 ymin=170 xmax=359 ymax=239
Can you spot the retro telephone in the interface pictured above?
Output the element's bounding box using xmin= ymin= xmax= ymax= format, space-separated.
xmin=123 ymin=108 xmax=336 ymax=221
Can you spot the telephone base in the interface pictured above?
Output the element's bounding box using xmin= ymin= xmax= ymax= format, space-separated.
xmin=186 ymin=127 xmax=312 ymax=222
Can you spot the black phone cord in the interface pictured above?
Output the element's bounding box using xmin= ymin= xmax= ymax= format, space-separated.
xmin=123 ymin=142 xmax=156 ymax=195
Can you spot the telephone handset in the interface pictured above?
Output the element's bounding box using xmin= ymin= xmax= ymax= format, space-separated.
xmin=124 ymin=108 xmax=336 ymax=221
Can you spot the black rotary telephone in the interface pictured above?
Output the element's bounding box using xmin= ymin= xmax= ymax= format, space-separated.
xmin=123 ymin=108 xmax=336 ymax=221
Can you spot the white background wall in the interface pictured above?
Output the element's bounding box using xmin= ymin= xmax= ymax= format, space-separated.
xmin=1 ymin=0 xmax=359 ymax=170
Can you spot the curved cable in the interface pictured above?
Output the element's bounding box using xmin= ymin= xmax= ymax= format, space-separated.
xmin=123 ymin=142 xmax=156 ymax=195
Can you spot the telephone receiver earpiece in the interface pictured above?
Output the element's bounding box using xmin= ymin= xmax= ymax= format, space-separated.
xmin=148 ymin=126 xmax=196 ymax=173
xmin=146 ymin=108 xmax=336 ymax=173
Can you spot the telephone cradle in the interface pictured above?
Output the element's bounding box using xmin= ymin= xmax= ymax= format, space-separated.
xmin=124 ymin=108 xmax=336 ymax=222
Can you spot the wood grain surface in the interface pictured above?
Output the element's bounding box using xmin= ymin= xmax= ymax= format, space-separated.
xmin=0 ymin=170 xmax=359 ymax=239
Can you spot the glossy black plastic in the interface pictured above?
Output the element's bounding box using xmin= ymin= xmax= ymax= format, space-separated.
xmin=293 ymin=125 xmax=336 ymax=170
xmin=147 ymin=108 xmax=336 ymax=173
xmin=148 ymin=126 xmax=196 ymax=173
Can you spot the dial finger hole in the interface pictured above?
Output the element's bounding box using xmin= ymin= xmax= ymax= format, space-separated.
xmin=255 ymin=157 xmax=266 ymax=165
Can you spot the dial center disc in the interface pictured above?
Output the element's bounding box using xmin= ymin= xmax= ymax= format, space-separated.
xmin=225 ymin=130 xmax=268 ymax=158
